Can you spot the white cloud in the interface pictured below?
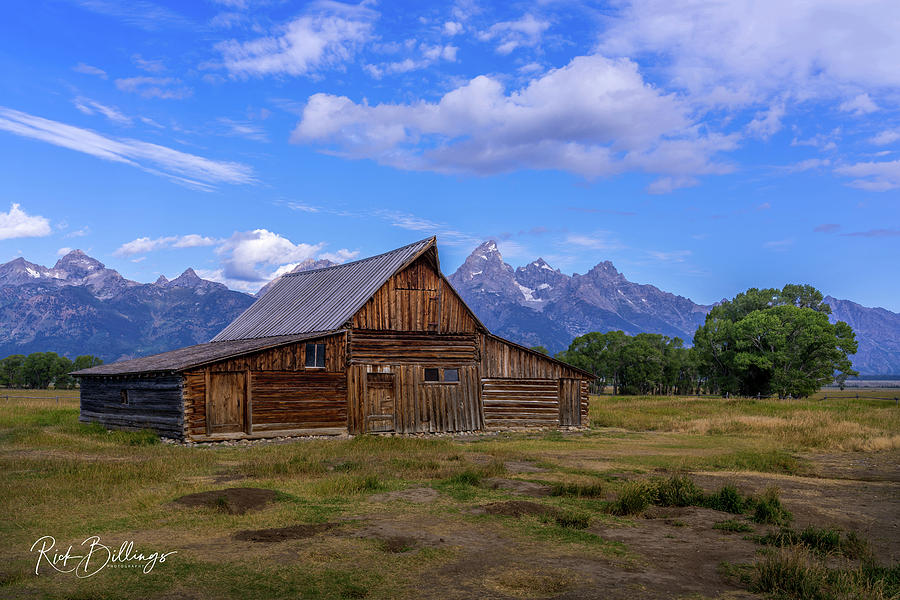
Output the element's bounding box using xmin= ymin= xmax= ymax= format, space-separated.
xmin=214 ymin=228 xmax=356 ymax=285
xmin=217 ymin=6 xmax=376 ymax=77
xmin=839 ymin=93 xmax=878 ymax=116
xmin=217 ymin=117 xmax=268 ymax=142
xmin=72 ymin=62 xmax=107 ymax=78
xmin=565 ymin=232 xmax=623 ymax=251
xmin=293 ymin=54 xmax=735 ymax=185
xmin=0 ymin=106 xmax=255 ymax=189
xmin=598 ymin=0 xmax=900 ymax=112
xmin=132 ymin=54 xmax=166 ymax=73
xmin=73 ymin=97 xmax=132 ymax=125
xmin=869 ymin=130 xmax=900 ymax=146
xmin=443 ymin=21 xmax=463 ymax=36
xmin=366 ymin=43 xmax=458 ymax=78
xmin=73 ymin=0 xmax=191 ymax=31
xmin=646 ymin=176 xmax=699 ymax=194
xmin=480 ymin=14 xmax=550 ymax=55
xmin=114 ymin=234 xmax=218 ymax=256
xmin=115 ymin=77 xmax=191 ymax=99
xmin=0 ymin=203 xmax=52 ymax=240
xmin=746 ymin=102 xmax=785 ymax=140
xmin=647 ymin=249 xmax=691 ymax=262
xmin=784 ymin=158 xmax=831 ymax=172
xmin=835 ymin=159 xmax=900 ymax=191
xmin=57 ymin=247 xmax=73 ymax=256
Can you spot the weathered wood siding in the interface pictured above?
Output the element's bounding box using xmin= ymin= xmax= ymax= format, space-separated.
xmin=351 ymin=255 xmax=478 ymax=333
xmin=348 ymin=330 xmax=477 ymax=364
xmin=79 ymin=375 xmax=183 ymax=438
xmin=558 ymin=378 xmax=582 ymax=426
xmin=581 ymin=380 xmax=590 ymax=425
xmin=482 ymin=379 xmax=559 ymax=429
xmin=347 ymin=363 xmax=481 ymax=434
xmin=479 ymin=334 xmax=584 ymax=380
xmin=182 ymin=333 xmax=348 ymax=439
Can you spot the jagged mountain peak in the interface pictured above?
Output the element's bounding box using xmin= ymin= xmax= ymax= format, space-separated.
xmin=53 ymin=249 xmax=105 ymax=276
xmin=154 ymin=275 xmax=169 ymax=285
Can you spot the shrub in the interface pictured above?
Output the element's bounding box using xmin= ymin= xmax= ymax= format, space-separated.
xmin=751 ymin=487 xmax=793 ymax=525
xmin=751 ymin=548 xmax=828 ymax=600
xmin=609 ymin=481 xmax=656 ymax=515
xmin=550 ymin=482 xmax=604 ymax=498
xmin=704 ymin=484 xmax=747 ymax=514
xmin=654 ymin=475 xmax=704 ymax=507
xmin=554 ymin=512 xmax=591 ymax=529
xmin=446 ymin=469 xmax=483 ymax=486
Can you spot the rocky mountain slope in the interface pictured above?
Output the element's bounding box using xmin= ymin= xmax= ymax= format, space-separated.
xmin=0 ymin=251 xmax=253 ymax=362
xmin=447 ymin=241 xmax=900 ymax=375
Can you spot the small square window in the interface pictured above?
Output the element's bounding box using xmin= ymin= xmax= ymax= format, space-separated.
xmin=305 ymin=343 xmax=326 ymax=368
xmin=444 ymin=368 xmax=459 ymax=382
xmin=424 ymin=368 xmax=440 ymax=382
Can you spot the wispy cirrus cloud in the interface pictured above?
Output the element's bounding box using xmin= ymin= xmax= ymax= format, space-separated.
xmin=842 ymin=228 xmax=900 ymax=238
xmin=72 ymin=62 xmax=107 ymax=78
xmin=115 ymin=77 xmax=191 ymax=99
xmin=835 ymin=159 xmax=900 ymax=191
xmin=73 ymin=97 xmax=131 ymax=125
xmin=0 ymin=203 xmax=51 ymax=240
xmin=71 ymin=0 xmax=191 ymax=30
xmin=0 ymin=106 xmax=255 ymax=190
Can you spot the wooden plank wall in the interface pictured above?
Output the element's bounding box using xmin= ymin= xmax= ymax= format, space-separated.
xmin=346 ymin=363 xmax=482 ymax=434
xmin=79 ymin=375 xmax=184 ymax=438
xmin=182 ymin=333 xmax=348 ymax=439
xmin=558 ymin=378 xmax=581 ymax=426
xmin=206 ymin=333 xmax=345 ymax=373
xmin=482 ymin=379 xmax=559 ymax=429
xmin=581 ymin=379 xmax=590 ymax=425
xmin=251 ymin=371 xmax=346 ymax=431
xmin=351 ymin=255 xmax=478 ymax=333
xmin=349 ymin=330 xmax=477 ymax=364
xmin=479 ymin=334 xmax=584 ymax=379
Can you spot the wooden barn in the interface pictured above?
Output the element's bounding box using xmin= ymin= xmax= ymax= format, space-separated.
xmin=74 ymin=237 xmax=593 ymax=441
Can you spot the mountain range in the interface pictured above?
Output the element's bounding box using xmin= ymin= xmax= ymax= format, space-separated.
xmin=0 ymin=245 xmax=897 ymax=375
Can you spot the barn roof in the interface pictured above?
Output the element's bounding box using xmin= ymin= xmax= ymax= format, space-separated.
xmin=72 ymin=331 xmax=338 ymax=376
xmin=212 ymin=236 xmax=444 ymax=341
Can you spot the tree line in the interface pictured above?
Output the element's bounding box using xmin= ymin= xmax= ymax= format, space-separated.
xmin=555 ymin=284 xmax=858 ymax=398
xmin=0 ymin=352 xmax=103 ymax=389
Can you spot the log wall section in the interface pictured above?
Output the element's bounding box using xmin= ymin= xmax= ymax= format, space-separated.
xmin=482 ymin=379 xmax=559 ymax=429
xmin=351 ymin=256 xmax=478 ymax=333
xmin=79 ymin=375 xmax=184 ymax=438
xmin=183 ymin=333 xmax=348 ymax=439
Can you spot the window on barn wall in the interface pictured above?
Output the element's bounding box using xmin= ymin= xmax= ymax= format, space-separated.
xmin=120 ymin=389 xmax=129 ymax=405
xmin=423 ymin=368 xmax=459 ymax=383
xmin=305 ymin=343 xmax=326 ymax=368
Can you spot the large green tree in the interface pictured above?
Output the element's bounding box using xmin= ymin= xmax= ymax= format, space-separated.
xmin=0 ymin=354 xmax=25 ymax=388
xmin=693 ymin=284 xmax=857 ymax=397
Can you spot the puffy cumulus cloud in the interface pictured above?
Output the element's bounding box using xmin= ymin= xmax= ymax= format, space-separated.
xmin=839 ymin=93 xmax=879 ymax=115
xmin=0 ymin=204 xmax=51 ymax=240
xmin=0 ymin=106 xmax=254 ymax=190
xmin=214 ymin=229 xmax=355 ymax=284
xmin=216 ymin=4 xmax=376 ymax=77
xmin=479 ymin=13 xmax=550 ymax=55
xmin=835 ymin=159 xmax=900 ymax=191
xmin=292 ymin=54 xmax=736 ymax=187
xmin=598 ymin=0 xmax=900 ymax=106
xmin=114 ymin=234 xmax=218 ymax=256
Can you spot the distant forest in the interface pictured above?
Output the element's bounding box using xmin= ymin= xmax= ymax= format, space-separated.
xmin=0 ymin=352 xmax=103 ymax=389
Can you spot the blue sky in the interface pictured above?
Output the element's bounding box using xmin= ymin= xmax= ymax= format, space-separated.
xmin=0 ymin=0 xmax=898 ymax=310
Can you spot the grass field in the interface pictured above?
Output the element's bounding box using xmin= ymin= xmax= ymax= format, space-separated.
xmin=1 ymin=390 xmax=897 ymax=599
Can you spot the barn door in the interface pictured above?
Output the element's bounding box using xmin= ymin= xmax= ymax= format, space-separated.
xmin=207 ymin=371 xmax=247 ymax=434
xmin=365 ymin=372 xmax=395 ymax=432
xmin=559 ymin=378 xmax=581 ymax=427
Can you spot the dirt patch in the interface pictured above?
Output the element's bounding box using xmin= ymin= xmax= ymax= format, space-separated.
xmin=173 ymin=487 xmax=277 ymax=515
xmin=482 ymin=566 xmax=582 ymax=598
xmin=478 ymin=500 xmax=560 ymax=519
xmin=234 ymin=522 xmax=341 ymax=542
xmin=504 ymin=460 xmax=548 ymax=473
xmin=368 ymin=487 xmax=440 ymax=503
xmin=375 ymin=535 xmax=419 ymax=553
xmin=482 ymin=478 xmax=550 ymax=497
